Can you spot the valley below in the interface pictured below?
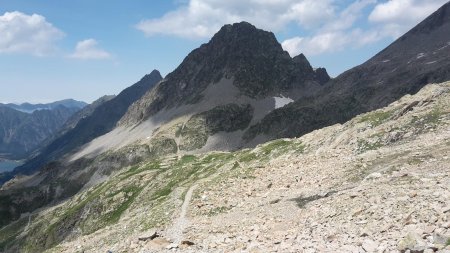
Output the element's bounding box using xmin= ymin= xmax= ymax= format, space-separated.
xmin=0 ymin=160 xmax=22 ymax=173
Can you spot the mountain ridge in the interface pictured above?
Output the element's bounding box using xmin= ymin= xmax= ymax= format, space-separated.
xmin=3 ymin=70 xmax=162 ymax=181
xmin=119 ymin=21 xmax=328 ymax=127
xmin=0 ymin=105 xmax=81 ymax=160
xmin=244 ymin=1 xmax=450 ymax=141
xmin=1 ymin=99 xmax=87 ymax=113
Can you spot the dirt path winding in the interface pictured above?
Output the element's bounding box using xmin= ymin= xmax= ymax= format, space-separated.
xmin=167 ymin=184 xmax=198 ymax=244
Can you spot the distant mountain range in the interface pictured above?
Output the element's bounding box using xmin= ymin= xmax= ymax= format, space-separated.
xmin=0 ymin=99 xmax=87 ymax=113
xmin=0 ymin=103 xmax=85 ymax=160
xmin=12 ymin=70 xmax=162 ymax=176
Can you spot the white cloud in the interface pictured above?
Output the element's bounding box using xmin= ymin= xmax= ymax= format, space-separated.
xmin=282 ymin=33 xmax=348 ymax=56
xmin=281 ymin=0 xmax=447 ymax=57
xmin=69 ymin=39 xmax=111 ymax=60
xmin=282 ymin=0 xmax=377 ymax=56
xmin=369 ymin=0 xmax=449 ymax=37
xmin=0 ymin=11 xmax=64 ymax=56
xmin=137 ymin=0 xmax=447 ymax=58
xmin=282 ymin=29 xmax=379 ymax=56
xmin=135 ymin=0 xmax=337 ymax=39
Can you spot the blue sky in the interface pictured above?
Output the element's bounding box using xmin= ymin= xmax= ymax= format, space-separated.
xmin=0 ymin=0 xmax=447 ymax=103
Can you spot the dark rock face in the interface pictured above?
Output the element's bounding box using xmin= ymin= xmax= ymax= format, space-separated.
xmin=179 ymin=104 xmax=254 ymax=151
xmin=120 ymin=22 xmax=325 ymax=126
xmin=314 ymin=68 xmax=331 ymax=85
xmin=60 ymin=95 xmax=115 ymax=133
xmin=8 ymin=70 xmax=162 ymax=178
xmin=245 ymin=2 xmax=450 ymax=140
xmin=0 ymin=105 xmax=80 ymax=159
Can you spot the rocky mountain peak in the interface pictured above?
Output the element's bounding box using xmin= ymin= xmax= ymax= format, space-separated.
xmin=140 ymin=69 xmax=162 ymax=82
xmin=207 ymin=21 xmax=284 ymax=57
xmin=120 ymin=22 xmax=326 ymax=125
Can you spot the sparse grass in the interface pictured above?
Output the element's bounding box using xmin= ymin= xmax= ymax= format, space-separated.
xmin=410 ymin=108 xmax=446 ymax=132
xmin=356 ymin=138 xmax=383 ymax=153
xmin=179 ymin=154 xmax=197 ymax=164
xmin=407 ymin=154 xmax=434 ymax=165
xmin=237 ymin=150 xmax=258 ymax=162
xmin=201 ymin=152 xmax=233 ymax=164
xmin=260 ymin=139 xmax=292 ymax=154
xmin=119 ymin=161 xmax=160 ymax=180
xmin=102 ymin=185 xmax=142 ymax=225
xmin=206 ymin=206 xmax=232 ymax=216
xmin=407 ymin=157 xmax=424 ymax=165
xmin=0 ymin=216 xmax=28 ymax=250
xmin=359 ymin=110 xmax=393 ymax=127
xmin=259 ymin=139 xmax=305 ymax=158
xmin=151 ymin=155 xmax=201 ymax=200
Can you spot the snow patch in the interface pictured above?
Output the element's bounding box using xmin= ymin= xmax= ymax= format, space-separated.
xmin=437 ymin=43 xmax=450 ymax=51
xmin=425 ymin=61 xmax=437 ymax=65
xmin=416 ymin=53 xmax=426 ymax=59
xmin=274 ymin=96 xmax=294 ymax=109
xmin=381 ymin=59 xmax=390 ymax=63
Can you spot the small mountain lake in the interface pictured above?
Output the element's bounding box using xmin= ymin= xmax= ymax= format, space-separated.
xmin=0 ymin=160 xmax=22 ymax=173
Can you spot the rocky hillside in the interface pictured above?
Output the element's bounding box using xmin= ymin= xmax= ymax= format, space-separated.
xmin=60 ymin=95 xmax=115 ymax=133
xmin=1 ymin=81 xmax=448 ymax=253
xmin=69 ymin=22 xmax=328 ymax=162
xmin=0 ymin=105 xmax=81 ymax=160
xmin=245 ymin=1 xmax=450 ymax=141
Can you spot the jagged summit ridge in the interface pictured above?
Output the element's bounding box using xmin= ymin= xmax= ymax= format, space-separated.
xmin=120 ymin=22 xmax=327 ymax=125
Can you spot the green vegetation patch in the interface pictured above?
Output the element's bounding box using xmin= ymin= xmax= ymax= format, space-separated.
xmin=359 ymin=110 xmax=393 ymax=127
xmin=237 ymin=150 xmax=258 ymax=163
xmin=356 ymin=138 xmax=383 ymax=153
xmin=259 ymin=139 xmax=305 ymax=158
xmin=206 ymin=206 xmax=232 ymax=216
xmin=0 ymin=216 xmax=28 ymax=250
xmin=101 ymin=185 xmax=143 ymax=226
xmin=410 ymin=108 xmax=446 ymax=132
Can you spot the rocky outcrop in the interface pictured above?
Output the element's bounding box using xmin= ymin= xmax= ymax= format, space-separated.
xmin=179 ymin=104 xmax=253 ymax=151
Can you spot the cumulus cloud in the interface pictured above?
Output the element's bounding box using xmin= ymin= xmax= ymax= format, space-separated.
xmin=135 ymin=0 xmax=336 ymax=39
xmin=69 ymin=39 xmax=111 ymax=60
xmin=0 ymin=11 xmax=64 ymax=56
xmin=136 ymin=0 xmax=447 ymax=58
xmin=368 ymin=0 xmax=449 ymax=37
xmin=282 ymin=29 xmax=379 ymax=56
xmin=282 ymin=0 xmax=377 ymax=56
